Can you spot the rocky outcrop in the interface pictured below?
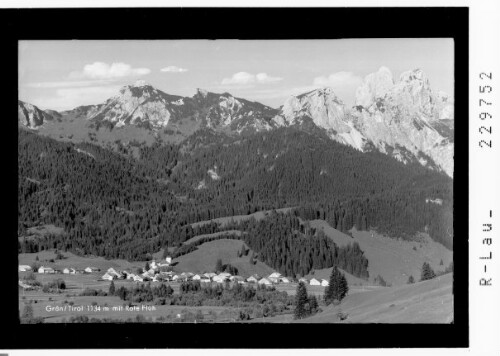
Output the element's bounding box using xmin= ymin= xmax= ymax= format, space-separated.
xmin=18 ymin=100 xmax=54 ymax=129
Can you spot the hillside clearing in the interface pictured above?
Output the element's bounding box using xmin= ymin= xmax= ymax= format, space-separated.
xmin=183 ymin=230 xmax=244 ymax=245
xmin=191 ymin=207 xmax=295 ymax=228
xmin=173 ymin=239 xmax=274 ymax=277
xmin=310 ymin=220 xmax=452 ymax=286
xmin=297 ymin=273 xmax=453 ymax=323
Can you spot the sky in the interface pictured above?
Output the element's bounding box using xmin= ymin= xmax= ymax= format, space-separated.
xmin=19 ymin=39 xmax=454 ymax=111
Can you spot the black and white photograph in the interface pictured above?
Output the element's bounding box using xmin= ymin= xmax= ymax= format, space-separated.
xmin=17 ymin=38 xmax=455 ymax=324
xmin=5 ymin=3 xmax=498 ymax=353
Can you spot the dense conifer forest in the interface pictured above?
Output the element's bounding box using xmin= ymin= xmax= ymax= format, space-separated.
xmin=18 ymin=126 xmax=453 ymax=264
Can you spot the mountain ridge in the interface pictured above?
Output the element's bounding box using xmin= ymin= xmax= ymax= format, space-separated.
xmin=18 ymin=67 xmax=454 ymax=176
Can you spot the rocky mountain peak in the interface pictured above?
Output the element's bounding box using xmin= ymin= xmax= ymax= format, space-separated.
xmin=18 ymin=100 xmax=54 ymax=129
xmin=132 ymin=79 xmax=150 ymax=88
xmin=355 ymin=66 xmax=394 ymax=108
xmin=195 ymin=88 xmax=209 ymax=98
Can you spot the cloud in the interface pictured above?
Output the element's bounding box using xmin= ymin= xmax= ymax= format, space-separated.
xmin=23 ymin=80 xmax=114 ymax=89
xmin=160 ymin=66 xmax=188 ymax=73
xmin=29 ymin=85 xmax=122 ymax=111
xmin=70 ymin=62 xmax=151 ymax=80
xmin=312 ymin=71 xmax=363 ymax=90
xmin=221 ymin=72 xmax=283 ymax=86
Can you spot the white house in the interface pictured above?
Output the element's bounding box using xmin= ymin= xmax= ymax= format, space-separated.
xmin=133 ymin=275 xmax=144 ymax=282
xmin=269 ymin=272 xmax=282 ymax=279
xmin=38 ymin=266 xmax=55 ymax=274
xmin=18 ymin=265 xmax=32 ymax=272
xmin=85 ymin=267 xmax=100 ymax=273
xmin=246 ymin=276 xmax=259 ymax=283
xmin=63 ymin=268 xmax=71 ymax=274
xmin=280 ymin=277 xmax=291 ymax=284
xmin=218 ymin=272 xmax=231 ymax=278
xmin=165 ymin=256 xmax=172 ymax=264
xmin=106 ymin=268 xmax=121 ymax=278
xmin=298 ymin=278 xmax=308 ymax=284
xmin=268 ymin=277 xmax=280 ymax=284
xmin=258 ymin=278 xmax=272 ymax=286
xmin=192 ymin=274 xmax=202 ymax=280
xmin=321 ymin=279 xmax=330 ymax=287
xmin=213 ymin=275 xmax=228 ymax=283
xmin=200 ymin=277 xmax=211 ymax=283
xmin=172 ymin=275 xmax=180 ymax=281
xmin=309 ymin=278 xmax=321 ymax=286
xmin=102 ymin=272 xmax=115 ymax=281
xmin=204 ymin=272 xmax=216 ymax=278
xmin=127 ymin=273 xmax=136 ymax=280
xmin=232 ymin=276 xmax=245 ymax=284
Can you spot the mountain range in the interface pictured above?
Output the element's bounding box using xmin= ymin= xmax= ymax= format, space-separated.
xmin=18 ymin=67 xmax=454 ymax=177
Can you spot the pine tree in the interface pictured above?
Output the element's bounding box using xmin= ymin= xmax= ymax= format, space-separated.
xmin=145 ymin=262 xmax=150 ymax=271
xmin=240 ymin=244 xmax=247 ymax=257
xmin=339 ymin=273 xmax=349 ymax=301
xmin=109 ymin=280 xmax=116 ymax=295
xmin=294 ymin=281 xmax=309 ymax=320
xmin=308 ymin=295 xmax=319 ymax=314
xmin=407 ymin=275 xmax=415 ymax=284
xmin=215 ymin=258 xmax=223 ymax=273
xmin=324 ymin=266 xmax=349 ymax=304
xmin=420 ymin=262 xmax=436 ymax=281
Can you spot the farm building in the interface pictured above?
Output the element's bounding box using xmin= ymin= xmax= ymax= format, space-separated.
xmin=192 ymin=274 xmax=202 ymax=280
xmin=204 ymin=272 xmax=216 ymax=278
xmin=298 ymin=278 xmax=308 ymax=284
xmin=106 ymin=268 xmax=121 ymax=278
xmin=280 ymin=277 xmax=291 ymax=284
xmin=127 ymin=273 xmax=136 ymax=280
xmin=18 ymin=265 xmax=32 ymax=272
xmin=269 ymin=272 xmax=282 ymax=279
xmin=213 ymin=275 xmax=228 ymax=283
xmin=63 ymin=268 xmax=71 ymax=274
xmin=321 ymin=279 xmax=329 ymax=286
xmin=172 ymin=275 xmax=179 ymax=281
xmin=268 ymin=277 xmax=280 ymax=284
xmin=246 ymin=276 xmax=259 ymax=283
xmin=309 ymin=278 xmax=321 ymax=286
xmin=84 ymin=267 xmax=100 ymax=273
xmin=234 ymin=276 xmax=246 ymax=284
xmin=102 ymin=272 xmax=116 ymax=281
xmin=258 ymin=278 xmax=272 ymax=286
xmin=133 ymin=275 xmax=144 ymax=282
xmin=38 ymin=266 xmax=55 ymax=274
xmin=200 ymin=277 xmax=211 ymax=283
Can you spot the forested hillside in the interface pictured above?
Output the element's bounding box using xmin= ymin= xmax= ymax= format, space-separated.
xmin=18 ymin=126 xmax=453 ymax=262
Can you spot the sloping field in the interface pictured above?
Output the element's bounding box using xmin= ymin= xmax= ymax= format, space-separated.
xmin=305 ymin=268 xmax=369 ymax=286
xmin=191 ymin=207 xmax=294 ymax=228
xmin=18 ymin=250 xmax=143 ymax=272
xmin=173 ymin=239 xmax=274 ymax=277
xmin=183 ymin=230 xmax=244 ymax=245
xmin=310 ymin=220 xmax=452 ymax=286
xmin=298 ymin=273 xmax=453 ymax=323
